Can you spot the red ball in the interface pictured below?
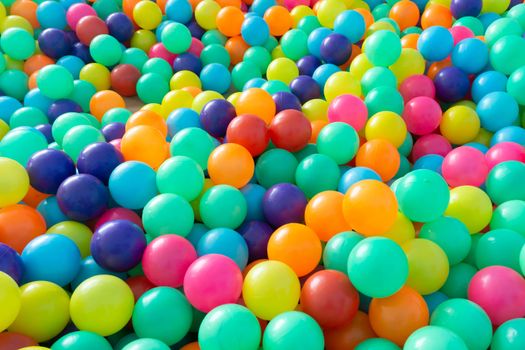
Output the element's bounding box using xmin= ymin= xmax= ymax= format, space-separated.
xmin=75 ymin=15 xmax=109 ymax=45
xmin=300 ymin=270 xmax=360 ymax=329
xmin=269 ymin=109 xmax=312 ymax=152
xmin=94 ymin=207 xmax=143 ymax=230
xmin=111 ymin=64 xmax=141 ymax=97
xmin=126 ymin=275 xmax=155 ymax=302
xmin=226 ymin=114 xmax=269 ymax=156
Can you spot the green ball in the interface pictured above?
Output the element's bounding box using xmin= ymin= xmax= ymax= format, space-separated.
xmin=395 ymin=169 xmax=450 ymax=223
xmin=120 ymin=48 xmax=149 ymax=70
xmin=419 ymin=217 xmax=471 ymax=265
xmin=363 ymin=30 xmax=401 ymax=67
xmin=170 ymin=127 xmax=216 ymax=170
xmin=52 ymin=112 xmax=92 ymax=145
xmin=0 ymin=54 xmax=6 ymax=75
xmin=485 ymin=18 xmax=522 ymax=47
xmin=90 ymin=34 xmax=123 ymax=67
xmin=440 ymin=263 xmax=477 ymax=299
xmin=199 ymin=185 xmax=247 ymax=229
xmin=0 ymin=28 xmax=35 ymax=61
xmin=156 ymin=156 xmax=204 ymax=201
xmin=463 ymin=233 xmax=482 ymax=266
xmin=132 ymin=287 xmax=192 ymax=346
xmin=361 ymin=67 xmax=397 ymax=95
xmin=295 ymin=154 xmax=340 ymax=198
xmin=142 ymin=193 xmax=194 ymax=237
xmin=201 ymin=43 xmax=231 ymax=67
xmin=232 ymin=61 xmax=262 ymax=91
xmin=398 ymin=133 xmax=413 ymax=157
xmin=355 ymin=338 xmax=400 ymax=350
xmin=431 ymin=299 xmax=492 ymax=350
xmin=405 ymin=326 xmax=468 ymax=350
xmin=347 ymin=237 xmax=408 ymax=298
xmin=297 ymin=15 xmax=321 ymax=35
xmin=201 ymin=30 xmax=227 ymax=46
xmin=102 ymin=108 xmax=132 ymax=126
xmin=453 ymin=16 xmax=484 ymax=36
xmin=52 ymin=331 xmax=112 ymax=350
xmin=261 ymin=80 xmax=291 ymax=94
xmin=0 ymin=127 xmax=48 ymax=165
xmin=281 ymin=29 xmax=309 ymax=61
xmin=244 ymin=46 xmax=271 ymax=74
xmin=264 ymin=36 xmax=279 ymax=52
xmin=9 ymin=107 xmax=47 ymax=129
xmin=255 ymin=148 xmax=298 ymax=188
xmin=393 ymin=155 xmax=410 ymax=180
xmin=137 ymin=72 xmax=170 ymax=104
xmin=322 ymin=231 xmax=363 ymax=273
xmin=162 ymin=22 xmax=192 ymax=54
xmin=0 ymin=69 xmax=29 ymax=101
xmin=122 ymin=338 xmax=170 ymax=350
xmin=402 ymin=26 xmax=422 ymax=35
xmin=92 ymin=0 xmax=120 ymax=19
xmin=507 ymin=66 xmax=525 ymax=105
xmin=372 ymin=3 xmax=391 ymax=21
xmin=62 ymin=125 xmax=105 ymax=162
xmin=491 ymin=318 xmax=525 ymax=350
xmin=491 ymin=200 xmax=525 ymax=237
xmin=294 ymin=143 xmax=317 ymax=162
xmin=490 ymin=36 xmax=525 ymax=76
xmin=37 ymin=65 xmax=74 ymax=100
xmin=70 ymin=80 xmax=97 ymax=112
xmin=365 ymin=85 xmax=404 ymax=116
xmin=316 ymin=122 xmax=359 ymax=165
xmin=263 ymin=311 xmax=324 ymax=350
xmin=199 ymin=304 xmax=261 ymax=350
xmin=142 ymin=58 xmax=173 ymax=81
xmin=475 ymin=228 xmax=525 ymax=272
xmin=486 ymin=161 xmax=525 ymax=205
xmin=507 ymin=4 xmax=525 ymax=31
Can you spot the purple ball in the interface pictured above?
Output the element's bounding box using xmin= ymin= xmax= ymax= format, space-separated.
xmin=26 ymin=149 xmax=76 ymax=194
xmin=200 ymin=99 xmax=236 ymax=137
xmin=173 ymin=53 xmax=202 ymax=74
xmin=48 ymin=99 xmax=83 ymax=123
xmin=35 ymin=124 xmax=54 ymax=143
xmin=77 ymin=142 xmax=124 ymax=185
xmin=238 ymin=220 xmax=273 ymax=261
xmin=56 ymin=174 xmax=109 ymax=222
xmin=262 ymin=183 xmax=308 ymax=228
xmin=290 ymin=75 xmax=321 ymax=104
xmin=450 ymin=0 xmax=482 ymax=18
xmin=91 ymin=220 xmax=147 ymax=272
xmin=66 ymin=31 xmax=79 ymax=45
xmin=102 ymin=122 xmax=126 ymax=141
xmin=434 ymin=66 xmax=470 ymax=103
xmin=187 ymin=20 xmax=205 ymax=39
xmin=106 ymin=12 xmax=134 ymax=43
xmin=38 ymin=28 xmax=72 ymax=59
xmin=509 ymin=0 xmax=521 ymax=8
xmin=297 ymin=55 xmax=322 ymax=76
xmin=320 ymin=33 xmax=352 ymax=65
xmin=272 ymin=91 xmax=302 ymax=113
xmin=72 ymin=42 xmax=93 ymax=63
xmin=0 ymin=243 xmax=24 ymax=284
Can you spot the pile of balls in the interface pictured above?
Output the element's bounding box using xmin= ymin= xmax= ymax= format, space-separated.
xmin=1 ymin=0 xmax=525 ymax=349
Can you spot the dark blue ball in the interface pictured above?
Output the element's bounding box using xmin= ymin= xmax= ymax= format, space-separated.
xmin=434 ymin=66 xmax=471 ymax=103
xmin=262 ymin=183 xmax=307 ymax=228
xmin=187 ymin=19 xmax=205 ymax=39
xmin=200 ymin=99 xmax=236 ymax=138
xmin=26 ymin=149 xmax=76 ymax=194
xmin=106 ymin=12 xmax=134 ymax=43
xmin=0 ymin=243 xmax=24 ymax=284
xmin=77 ymin=142 xmax=124 ymax=185
xmin=72 ymin=42 xmax=93 ymax=63
xmin=272 ymin=91 xmax=302 ymax=113
xmin=297 ymin=55 xmax=322 ymax=76
xmin=290 ymin=75 xmax=321 ymax=104
xmin=35 ymin=124 xmax=54 ymax=143
xmin=38 ymin=28 xmax=72 ymax=59
xmin=238 ymin=220 xmax=273 ymax=261
xmin=450 ymin=0 xmax=482 ymax=18
xmin=173 ymin=53 xmax=202 ymax=74
xmin=102 ymin=122 xmax=126 ymax=141
xmin=320 ymin=33 xmax=352 ymax=65
xmin=48 ymin=99 xmax=83 ymax=123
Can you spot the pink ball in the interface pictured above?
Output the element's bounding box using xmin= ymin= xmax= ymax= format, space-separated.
xmin=283 ymin=0 xmax=310 ymax=10
xmin=95 ymin=208 xmax=143 ymax=230
xmin=411 ymin=134 xmax=452 ymax=161
xmin=450 ymin=26 xmax=475 ymax=46
xmin=442 ymin=146 xmax=488 ymax=187
xmin=188 ymin=38 xmax=204 ymax=57
xmin=327 ymin=94 xmax=368 ymax=131
xmin=486 ymin=142 xmax=525 ymax=169
xmin=110 ymin=139 xmax=121 ymax=150
xmin=66 ymin=3 xmax=97 ymax=30
xmin=399 ymin=74 xmax=436 ymax=102
xmin=403 ymin=96 xmax=443 ymax=136
xmin=149 ymin=43 xmax=177 ymax=66
xmin=143 ymin=235 xmax=197 ymax=288
xmin=468 ymin=266 xmax=525 ymax=326
xmin=183 ymin=254 xmax=242 ymax=312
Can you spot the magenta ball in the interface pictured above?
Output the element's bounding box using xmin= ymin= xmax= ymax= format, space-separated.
xmin=142 ymin=235 xmax=197 ymax=288
xmin=402 ymin=96 xmax=442 ymax=136
xmin=411 ymin=134 xmax=453 ymax=161
xmin=486 ymin=142 xmax=525 ymax=169
xmin=183 ymin=254 xmax=242 ymax=312
xmin=468 ymin=266 xmax=525 ymax=326
xmin=399 ymin=74 xmax=436 ymax=102
xmin=442 ymin=146 xmax=488 ymax=187
xmin=149 ymin=43 xmax=177 ymax=66
xmin=327 ymin=94 xmax=368 ymax=131
xmin=450 ymin=26 xmax=474 ymax=45
xmin=66 ymin=3 xmax=97 ymax=30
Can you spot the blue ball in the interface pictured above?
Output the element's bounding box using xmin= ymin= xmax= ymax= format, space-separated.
xmin=109 ymin=161 xmax=158 ymax=210
xmin=450 ymin=0 xmax=482 ymax=18
xmin=155 ymin=20 xmax=174 ymax=42
xmin=38 ymin=28 xmax=72 ymax=59
xmin=167 ymin=108 xmax=202 ymax=138
xmin=307 ymin=27 xmax=332 ymax=59
xmin=37 ymin=1 xmax=67 ymax=29
xmin=464 ymin=142 xmax=489 ymax=153
xmin=200 ymin=63 xmax=231 ymax=94
xmin=197 ymin=228 xmax=249 ymax=269
xmin=37 ymin=196 xmax=69 ymax=228
xmin=57 ymin=55 xmax=85 ymax=79
xmin=320 ymin=33 xmax=352 ymax=66
xmin=77 ymin=142 xmax=124 ymax=185
xmin=241 ymin=16 xmax=270 ymax=47
xmin=57 ymin=174 xmax=109 ymax=222
xmin=290 ymin=75 xmax=321 ymax=104
xmin=186 ymin=223 xmax=209 ymax=248
xmin=417 ymin=26 xmax=454 ymax=62
xmin=477 ymin=91 xmax=519 ymax=132
xmin=312 ymin=63 xmax=341 ymax=91
xmin=106 ymin=12 xmax=134 ymax=43
xmin=243 ymin=77 xmax=267 ymax=90
xmin=173 ymin=53 xmax=202 ymax=74
xmin=423 ymin=291 xmax=449 ymax=314
xmin=471 ymin=70 xmax=508 ymax=103
xmin=334 ymin=10 xmax=365 ymax=43
xmin=72 ymin=42 xmax=93 ymax=63
xmin=479 ymin=12 xmax=501 ymax=30
xmin=272 ymin=91 xmax=302 ymax=113
xmin=434 ymin=66 xmax=470 ymax=103
xmin=24 ymin=89 xmax=54 ymax=116
xmin=451 ymin=38 xmax=488 ymax=74
xmin=102 ymin=122 xmax=126 ymax=141
xmin=338 ymin=167 xmax=382 ymax=193
xmin=47 ymin=99 xmax=83 ymax=123
xmin=35 ymin=124 xmax=54 ymax=143
xmin=0 ymin=243 xmax=24 ymax=284
xmin=240 ymin=184 xmax=266 ymax=222
xmin=0 ymin=96 xmax=22 ymax=124
xmin=200 ymin=99 xmax=236 ymax=138
xmin=297 ymin=55 xmax=322 ymax=76
xmin=26 ymin=149 xmax=76 ymax=194
xmin=165 ymin=0 xmax=192 ymax=24
xmin=413 ymin=154 xmax=444 ymax=174
xmin=262 ymin=183 xmax=307 ymax=228
xmin=187 ymin=19 xmax=205 ymax=39
xmin=71 ymin=256 xmax=127 ymax=290
xmin=491 ymin=126 xmax=525 ymax=147
xmin=251 ymin=0 xmax=276 ymax=16
xmin=21 ymin=234 xmax=81 ymax=286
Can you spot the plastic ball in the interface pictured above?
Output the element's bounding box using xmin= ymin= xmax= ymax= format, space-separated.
xmin=110 ymin=64 xmax=141 ymax=97
xmin=491 ymin=200 xmax=525 ymax=237
xmin=0 ymin=157 xmax=29 ymax=208
xmin=404 ymin=326 xmax=468 ymax=350
xmin=105 ymin=12 xmax=133 ymax=43
xmin=262 ymin=183 xmax=306 ymax=228
xmin=36 ymin=65 xmax=74 ymax=100
xmin=56 ymin=174 xmax=108 ymax=222
xmin=317 ymin=122 xmax=359 ymax=165
xmin=255 ymin=148 xmax=298 ymax=188
xmin=323 ymin=310 xmax=376 ymax=350
xmin=486 ymin=161 xmax=525 ymax=205
xmin=411 ymin=134 xmax=452 ymax=161
xmin=238 ymin=220 xmax=272 ymax=261
xmin=197 ymin=227 xmax=249 ymax=269
xmin=356 ymin=139 xmax=401 ymax=182
xmin=36 ymin=1 xmax=67 ymax=29
xmin=0 ymin=272 xmax=20 ymax=332
xmin=52 ymin=331 xmax=112 ymax=350
xmin=0 ymin=205 xmax=47 ymax=254
xmin=491 ymin=318 xmax=525 ymax=350
xmin=266 ymin=57 xmax=299 ymax=85
xmin=440 ymin=106 xmax=480 ymax=145
xmin=363 ymin=30 xmax=401 ymax=67
xmin=417 ymin=26 xmax=453 ymax=62
xmin=442 ymin=146 xmax=488 ymax=187
xmin=295 ymin=154 xmax=340 ymax=199
xmin=0 ymin=332 xmax=38 ymax=349
xmin=334 ymin=10 xmax=365 ymax=43
xmin=268 ymin=109 xmax=311 ymax=152
xmin=38 ymin=29 xmax=72 ymax=60
xmin=76 ymin=16 xmax=109 ymax=46
xmin=109 ymin=161 xmax=158 ymax=210
xmin=156 ymin=156 xmax=203 ymax=201
xmin=324 ymin=71 xmax=362 ymax=103
xmin=77 ymin=142 xmax=123 ymax=185
xmin=1 ymin=28 xmax=35 ymax=61
xmin=263 ymin=311 xmax=324 ymax=350
xmin=208 ymin=143 xmax=254 ymax=189
xmin=241 ymin=15 xmax=270 ymax=47
xmin=338 ymin=167 xmax=382 ymax=194
xmin=170 ymin=127 xmax=216 ymax=170
xmin=402 ymin=96 xmax=442 ymax=136
xmin=486 ymin=142 xmax=525 ymax=169
xmin=0 ymin=243 xmax=23 ymax=283
xmin=399 ymin=74 xmax=435 ymax=102
xmin=490 ymin=36 xmax=525 ymax=76
xmin=327 ymin=94 xmax=368 ymax=131
xmin=445 ymin=185 xmax=493 ymax=234
xmin=365 ymin=112 xmax=407 ymax=148
xmin=477 ymin=92 xmax=519 ymax=133
xmin=121 ymin=125 xmax=169 ymax=169
xmin=226 ymin=114 xmax=269 ymax=157
xmin=142 ymin=193 xmax=194 ymax=237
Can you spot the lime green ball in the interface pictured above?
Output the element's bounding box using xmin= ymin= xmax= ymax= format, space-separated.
xmin=143 ymin=193 xmax=194 ymax=237
xmin=232 ymin=61 xmax=262 ymax=91
xmin=255 ymin=148 xmax=298 ymax=188
xmin=156 ymin=156 xmax=204 ymax=201
xmin=492 ymin=318 xmax=525 ymax=350
xmin=170 ymin=127 xmax=216 ymax=170
xmin=199 ymin=185 xmax=247 ymax=229
xmin=243 ymin=46 xmax=271 ymax=74
xmin=0 ymin=69 xmax=28 ymax=101
xmin=120 ymin=48 xmax=149 ymax=70
xmin=9 ymin=107 xmax=48 ymax=129
xmin=363 ymin=30 xmax=402 ymax=67
xmin=102 ymin=108 xmax=132 ymax=127
xmin=201 ymin=30 xmax=227 ymax=46
xmin=137 ymin=73 xmax=169 ymax=104
xmin=70 ymin=80 xmax=97 ymax=113
xmin=281 ymin=29 xmax=308 ymax=61
xmin=316 ymin=122 xmax=359 ymax=165
xmin=295 ymin=154 xmax=340 ymax=198
xmin=361 ymin=66 xmax=397 ymax=95
xmin=90 ymin=34 xmax=123 ymax=67
xmin=0 ymin=127 xmax=48 ymax=165
xmin=161 ymin=22 xmax=191 ymax=54
xmin=440 ymin=263 xmax=477 ymax=299
xmin=62 ymin=125 xmax=105 ymax=162
xmin=201 ymin=43 xmax=230 ymax=67
xmin=475 ymin=228 xmax=525 ymax=272
xmin=37 ymin=65 xmax=74 ymax=100
xmin=1 ymin=28 xmax=35 ymax=61
xmin=323 ymin=231 xmax=363 ymax=273
xmin=52 ymin=112 xmax=92 ymax=145
xmin=491 ymin=200 xmax=525 ymax=237
xmin=52 ymin=331 xmax=112 ymax=350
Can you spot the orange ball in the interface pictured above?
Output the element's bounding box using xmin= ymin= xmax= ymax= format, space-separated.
xmin=180 ymin=342 xmax=200 ymax=350
xmin=305 ymin=191 xmax=351 ymax=242
xmin=207 ymin=143 xmax=255 ymax=188
xmin=368 ymin=286 xmax=429 ymax=346
xmin=126 ymin=110 xmax=168 ymax=138
xmin=310 ymin=120 xmax=328 ymax=143
xmin=216 ymin=6 xmax=244 ymax=37
xmin=356 ymin=139 xmax=400 ymax=182
xmin=23 ymin=55 xmax=54 ymax=76
xmin=401 ymin=33 xmax=419 ymax=50
xmin=23 ymin=186 xmax=49 ymax=208
xmin=427 ymin=58 xmax=452 ymax=80
xmin=267 ymin=223 xmax=322 ymax=277
xmin=89 ymin=90 xmax=126 ymax=121
xmin=389 ymin=0 xmax=420 ymax=31
xmin=123 ymin=0 xmax=141 ymax=18
xmin=157 ymin=0 xmax=167 ymax=12
xmin=121 ymin=125 xmax=169 ymax=169
xmin=10 ymin=0 xmax=39 ymax=28
xmin=182 ymin=86 xmax=201 ymax=97
xmin=324 ymin=311 xmax=377 ymax=350
xmin=235 ymin=88 xmax=276 ymax=125
xmin=225 ymin=36 xmax=250 ymax=65
xmin=264 ymin=6 xmax=292 ymax=37
xmin=28 ymin=71 xmax=38 ymax=90
xmin=217 ymin=0 xmax=241 ymax=7
xmin=0 ymin=204 xmax=46 ymax=253
xmin=421 ymin=4 xmax=453 ymax=29
xmin=342 ymin=180 xmax=398 ymax=237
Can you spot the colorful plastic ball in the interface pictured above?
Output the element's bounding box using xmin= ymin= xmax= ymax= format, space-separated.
xmin=122 ymin=339 xmax=169 ymax=350
xmin=36 ymin=1 xmax=67 ymax=29
xmin=77 ymin=142 xmax=123 ymax=185
xmin=411 ymin=134 xmax=452 ymax=161
xmin=296 ymin=55 xmax=322 ymax=77
xmin=71 ymin=256 xmax=125 ymax=290
xmin=197 ymin=227 xmax=249 ymax=269
xmin=240 ymin=15 xmax=269 ymax=47
xmin=315 ymin=122 xmax=359 ymax=165
xmin=334 ymin=10 xmax=365 ymax=43
xmin=404 ymin=326 xmax=468 ymax=350
xmin=225 ymin=114 xmax=269 ymax=157
xmin=356 ymin=139 xmax=400 ymax=182
xmin=444 ymin=185 xmax=492 ymax=234
xmin=289 ymin=75 xmax=321 ymax=104
xmin=236 ymin=88 xmax=276 ymax=125
xmin=322 ymin=231 xmax=362 ymax=274
xmin=327 ymin=94 xmax=368 ymax=131
xmin=450 ymin=0 xmax=482 ymax=18
xmin=76 ymin=16 xmax=108 ymax=46
xmin=199 ymin=63 xmax=231 ymax=94
xmin=156 ymin=156 xmax=203 ymax=201
xmin=110 ymin=64 xmax=141 ymax=97
xmin=486 ymin=142 xmax=525 ymax=169
xmin=490 ymin=36 xmax=525 ymax=76
xmin=434 ymin=66 xmax=470 ymax=103
xmin=8 ymin=281 xmax=69 ymax=342
xmin=0 ymin=204 xmax=47 ymax=255
xmin=255 ymin=148 xmax=298 ymax=188
xmin=0 ymin=243 xmax=23 ymax=284
xmin=323 ymin=310 xmax=376 ymax=350
xmin=70 ymin=275 xmax=134 ymax=336
xmin=401 ymin=96 xmax=442 ymax=136
xmin=108 ymin=161 xmax=158 ymax=210
xmin=238 ymin=220 xmax=272 ymax=261
xmin=324 ymin=71 xmax=362 ymax=103
xmin=0 ymin=271 xmax=21 ymax=332
xmin=142 ymin=193 xmax=194 ymax=237
xmin=439 ymin=262 xmax=477 ymax=299
xmin=62 ymin=125 xmax=105 ymax=162
xmin=440 ymin=106 xmax=480 ymax=145
xmin=303 ymin=191 xmax=349 ymax=242
xmin=0 ymin=332 xmax=38 ymax=349
xmin=399 ymin=74 xmax=435 ymax=102
xmin=47 ymin=100 xmax=82 ymax=122
xmin=270 ymin=92 xmax=300 ymax=115
xmin=52 ymin=331 xmax=112 ymax=350
xmin=417 ymin=26 xmax=453 ymax=62
xmin=132 ymin=0 xmax=162 ymax=30
xmin=295 ymin=154 xmax=340 ymax=198
xmin=199 ymin=99 xmax=235 ymax=138
xmin=363 ymin=30 xmax=401 ymax=67
xmin=36 ymin=65 xmax=74 ymax=100
xmin=0 ymin=157 xmax=29 ymax=208
xmin=136 ymin=73 xmax=170 ymax=104
xmin=477 ymin=92 xmax=519 ymax=133
xmin=451 ymin=38 xmax=488 ymax=75
xmin=263 ymin=311 xmax=324 ymax=350
xmin=507 ymin=66 xmax=525 ymax=106
xmin=88 ymin=33 xmax=123 ymax=66
xmin=105 ymin=12 xmax=133 ymax=42
xmin=56 ymin=174 xmax=108 ymax=222
xmin=207 ymin=143 xmax=254 ymax=189
xmin=161 ymin=22 xmax=191 ymax=54
xmin=320 ymin=33 xmax=351 ymax=65
xmin=492 ymin=126 xmax=525 ymax=147
xmin=38 ymin=29 xmax=72 ymax=59
xmin=170 ymin=127 xmax=215 ymax=170
xmin=442 ymin=146 xmax=488 ymax=187
xmin=101 ymin=121 xmax=125 ymax=141
xmin=1 ymin=28 xmax=35 ymax=61
xmin=261 ymin=183 xmax=306 ymax=228
xmin=486 ymin=161 xmax=525 ymax=205
xmin=243 ymin=260 xmax=300 ymax=320
xmin=471 ymin=70 xmax=507 ymax=103
xmin=269 ymin=109 xmax=311 ymax=152
xmin=0 ymin=127 xmax=48 ymax=166
xmin=121 ymin=125 xmax=169 ymax=169
xmin=66 ymin=3 xmax=96 ymax=30
xmin=476 ymin=228 xmax=525 ymax=272
xmin=491 ymin=200 xmax=525 ymax=237
xmin=491 ymin=318 xmax=525 ymax=350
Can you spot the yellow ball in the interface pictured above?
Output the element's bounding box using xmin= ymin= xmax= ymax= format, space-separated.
xmin=481 ymin=0 xmax=510 ymax=14
xmin=389 ymin=49 xmax=425 ymax=83
xmin=365 ymin=111 xmax=407 ymax=147
xmin=402 ymin=238 xmax=449 ymax=295
xmin=170 ymin=71 xmax=202 ymax=90
xmin=0 ymin=119 xmax=9 ymax=140
xmin=79 ymin=63 xmax=111 ymax=91
xmin=227 ymin=91 xmax=242 ymax=106
xmin=445 ymin=186 xmax=493 ymax=234
xmin=1 ymin=15 xmax=33 ymax=34
xmin=242 ymin=260 xmax=300 ymax=321
xmin=5 ymin=56 xmax=24 ymax=71
xmin=161 ymin=90 xmax=194 ymax=118
xmin=191 ymin=90 xmax=224 ymax=113
xmin=428 ymin=0 xmax=451 ymax=6
xmin=473 ymin=128 xmax=493 ymax=147
xmin=141 ymin=103 xmax=163 ymax=115
xmin=130 ymin=29 xmax=157 ymax=53
xmin=46 ymin=221 xmax=92 ymax=258
xmin=266 ymin=57 xmax=299 ymax=85
xmin=0 ymin=272 xmax=20 ymax=332
xmin=381 ymin=212 xmax=415 ymax=245
xmin=350 ymin=0 xmax=370 ymax=10
xmin=302 ymin=99 xmax=328 ymax=121
xmin=8 ymin=281 xmax=69 ymax=342
xmin=324 ymin=71 xmax=362 ymax=102
xmin=195 ymin=0 xmax=221 ymax=30
xmin=70 ymin=275 xmax=134 ymax=337
xmin=133 ymin=1 xmax=162 ymax=30
xmin=271 ymin=45 xmax=286 ymax=60
xmin=316 ymin=0 xmax=347 ymax=28
xmin=349 ymin=53 xmax=374 ymax=80
xmin=440 ymin=106 xmax=480 ymax=145
xmin=366 ymin=21 xmax=396 ymax=37
xmin=291 ymin=5 xmax=315 ymax=27
xmin=0 ymin=157 xmax=29 ymax=208
xmin=0 ymin=3 xmax=6 ymax=23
